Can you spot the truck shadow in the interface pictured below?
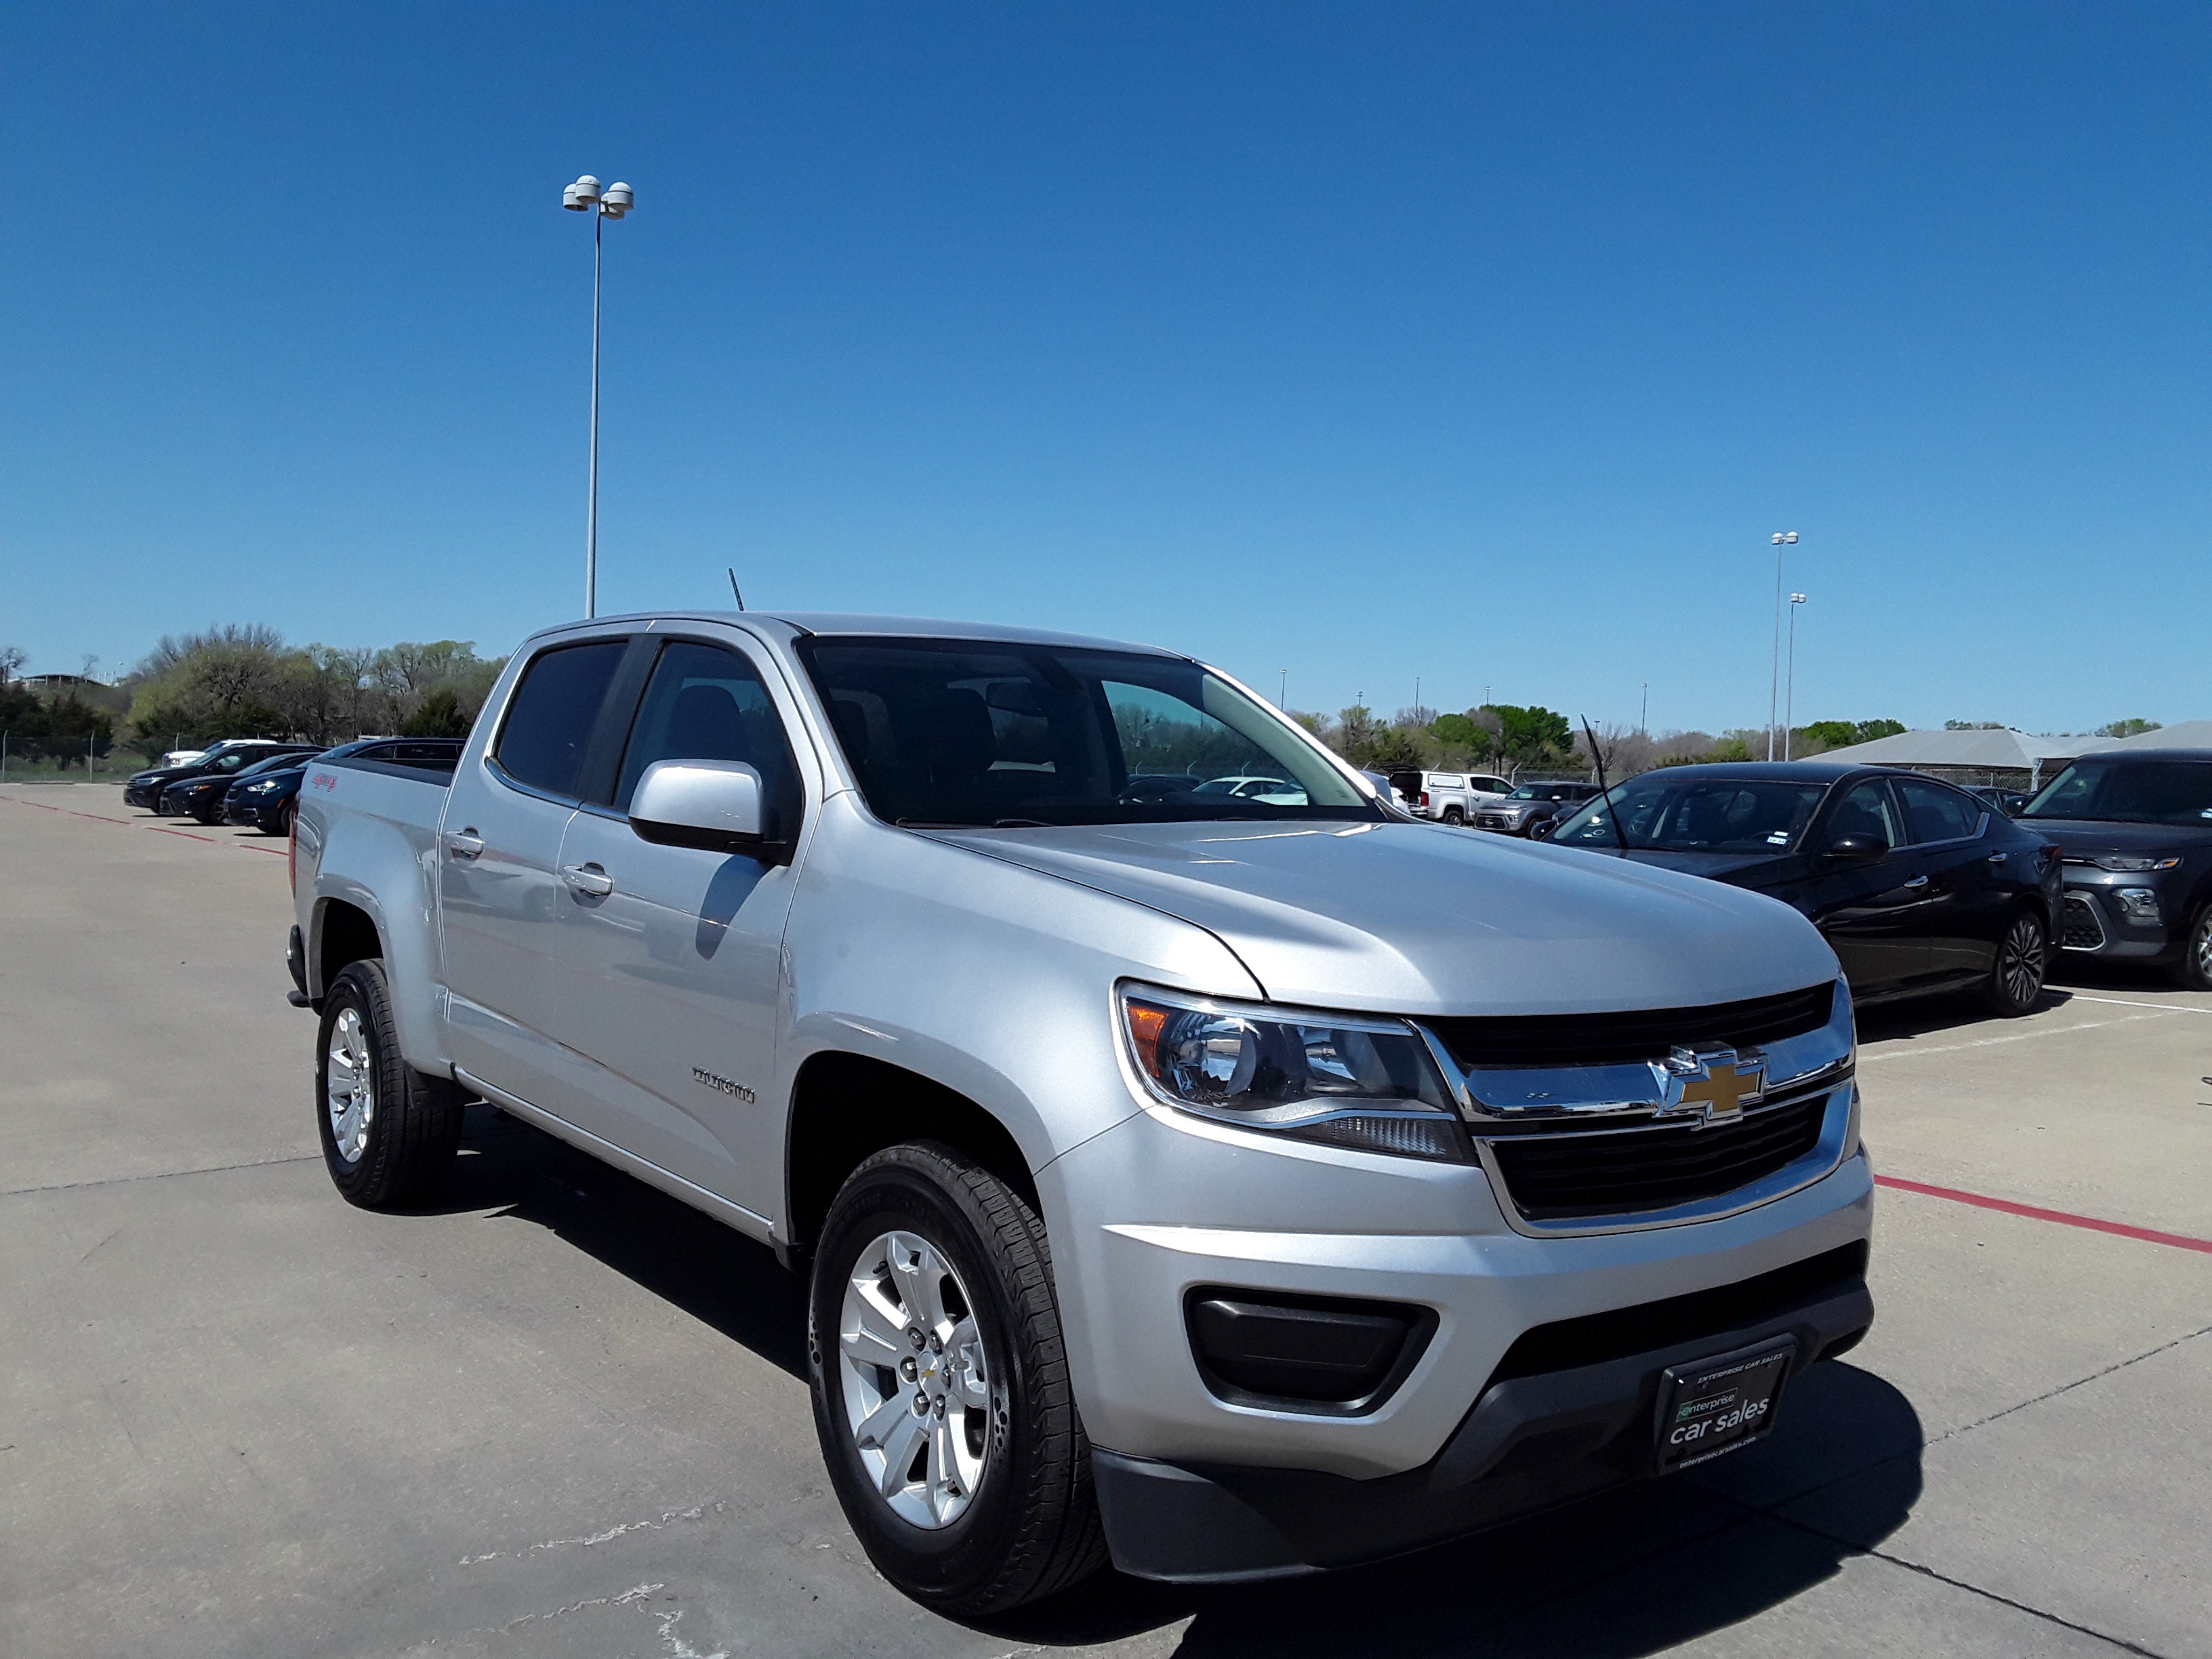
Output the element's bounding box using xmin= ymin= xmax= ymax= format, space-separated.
xmin=988 ymin=1361 xmax=1923 ymax=1657
xmin=432 ymin=1106 xmax=1922 ymax=1658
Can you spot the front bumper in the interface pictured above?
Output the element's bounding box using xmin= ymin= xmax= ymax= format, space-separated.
xmin=2059 ymin=874 xmax=2181 ymax=963
xmin=1094 ymin=1252 xmax=1870 ymax=1581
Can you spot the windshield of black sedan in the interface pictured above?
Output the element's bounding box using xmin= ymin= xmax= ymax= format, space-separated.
xmin=1551 ymin=773 xmax=1830 ymax=853
xmin=798 ymin=639 xmax=1375 ymax=826
xmin=2023 ymin=760 xmax=2212 ymax=826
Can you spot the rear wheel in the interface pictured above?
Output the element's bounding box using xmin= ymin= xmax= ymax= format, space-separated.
xmin=2168 ymin=904 xmax=2212 ymax=992
xmin=808 ymin=1142 xmax=1106 ymax=1614
xmin=315 ymin=959 xmax=466 ymax=1206
xmin=1983 ymin=909 xmax=2047 ymax=1016
xmin=1441 ymin=806 xmax=1464 ymax=825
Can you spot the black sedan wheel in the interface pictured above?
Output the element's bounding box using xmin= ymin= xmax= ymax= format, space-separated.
xmin=1983 ymin=910 xmax=2047 ymax=1017
xmin=2169 ymin=905 xmax=2212 ymax=993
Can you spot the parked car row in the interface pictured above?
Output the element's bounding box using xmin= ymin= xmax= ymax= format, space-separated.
xmin=124 ymin=738 xmax=465 ymax=833
xmin=1541 ymin=748 xmax=2212 ymax=1011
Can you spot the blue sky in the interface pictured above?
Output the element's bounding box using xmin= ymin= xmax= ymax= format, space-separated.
xmin=4 ymin=3 xmax=2207 ymax=736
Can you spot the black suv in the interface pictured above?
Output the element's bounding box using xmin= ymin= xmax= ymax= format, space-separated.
xmin=2018 ymin=748 xmax=2212 ymax=989
xmin=124 ymin=740 xmax=316 ymax=811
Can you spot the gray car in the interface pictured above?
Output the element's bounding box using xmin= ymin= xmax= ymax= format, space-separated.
xmin=1475 ymin=778 xmax=1602 ymax=836
xmin=288 ymin=612 xmax=1874 ymax=1612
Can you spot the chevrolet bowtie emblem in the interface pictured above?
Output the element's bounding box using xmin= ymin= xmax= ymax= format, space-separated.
xmin=1653 ymin=1046 xmax=1766 ymax=1125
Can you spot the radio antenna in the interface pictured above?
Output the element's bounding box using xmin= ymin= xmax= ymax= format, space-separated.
xmin=1581 ymin=716 xmax=1631 ymax=854
xmin=727 ymin=568 xmax=745 ymax=610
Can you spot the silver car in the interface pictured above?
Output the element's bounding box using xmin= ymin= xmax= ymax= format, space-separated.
xmin=288 ymin=613 xmax=1873 ymax=1612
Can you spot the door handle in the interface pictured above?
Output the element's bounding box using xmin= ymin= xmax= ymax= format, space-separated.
xmin=446 ymin=828 xmax=484 ymax=860
xmin=561 ymin=862 xmax=614 ymax=897
xmin=1901 ymin=874 xmax=1930 ymax=890
xmin=1986 ymin=851 xmax=2008 ymax=865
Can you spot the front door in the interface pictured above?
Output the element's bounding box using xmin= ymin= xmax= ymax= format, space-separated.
xmin=1805 ymin=778 xmax=1932 ymax=997
xmin=549 ymin=636 xmax=811 ymax=1221
xmin=438 ymin=636 xmax=628 ymax=1113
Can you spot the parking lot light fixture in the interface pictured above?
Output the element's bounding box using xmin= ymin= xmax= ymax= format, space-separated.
xmin=1768 ymin=531 xmax=1799 ymax=759
xmin=563 ymin=173 xmax=636 ymax=618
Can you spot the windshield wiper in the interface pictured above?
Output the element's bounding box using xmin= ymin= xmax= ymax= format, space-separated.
xmin=1581 ymin=717 xmax=1633 ymax=853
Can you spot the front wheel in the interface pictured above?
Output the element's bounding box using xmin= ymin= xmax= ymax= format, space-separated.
xmin=1440 ymin=806 xmax=1464 ymax=825
xmin=1983 ymin=909 xmax=2048 ymax=1016
xmin=808 ymin=1142 xmax=1106 ymax=1614
xmin=2168 ymin=904 xmax=2212 ymax=992
xmin=316 ymin=959 xmax=466 ymax=1206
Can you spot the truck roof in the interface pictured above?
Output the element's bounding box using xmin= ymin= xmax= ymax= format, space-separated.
xmin=533 ymin=610 xmax=1188 ymax=661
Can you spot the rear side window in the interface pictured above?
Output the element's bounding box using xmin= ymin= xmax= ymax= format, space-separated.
xmin=494 ymin=641 xmax=627 ymax=799
xmin=1826 ymin=780 xmax=1905 ymax=847
xmin=1896 ymin=778 xmax=1984 ymax=844
xmin=613 ymin=641 xmax=804 ymax=839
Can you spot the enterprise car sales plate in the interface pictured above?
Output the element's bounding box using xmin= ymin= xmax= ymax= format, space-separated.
xmin=1654 ymin=1335 xmax=1796 ymax=1474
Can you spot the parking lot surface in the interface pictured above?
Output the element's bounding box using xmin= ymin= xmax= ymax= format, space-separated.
xmin=5 ymin=780 xmax=2209 ymax=1658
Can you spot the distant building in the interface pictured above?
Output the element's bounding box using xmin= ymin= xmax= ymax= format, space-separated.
xmin=19 ymin=673 xmax=106 ymax=689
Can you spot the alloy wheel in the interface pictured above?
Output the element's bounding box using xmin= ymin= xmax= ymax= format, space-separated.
xmin=325 ymin=1007 xmax=377 ymax=1163
xmin=837 ymin=1229 xmax=995 ymax=1530
xmin=1999 ymin=915 xmax=2045 ymax=1008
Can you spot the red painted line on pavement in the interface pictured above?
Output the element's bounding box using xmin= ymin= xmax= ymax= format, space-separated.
xmin=151 ymin=826 xmax=216 ymax=843
xmin=1876 ymin=1174 xmax=2212 ymax=1256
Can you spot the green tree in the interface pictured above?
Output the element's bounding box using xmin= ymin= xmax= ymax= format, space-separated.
xmin=1367 ymin=727 xmax=1425 ymax=770
xmin=1429 ymin=712 xmax=1479 ymax=749
xmin=399 ymin=686 xmax=471 ymax=738
xmin=1483 ymin=704 xmax=1572 ymax=763
xmin=2096 ymin=717 xmax=2161 ymax=738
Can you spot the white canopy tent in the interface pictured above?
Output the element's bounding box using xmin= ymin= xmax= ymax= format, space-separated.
xmin=2107 ymin=719 xmax=2212 ymax=750
xmin=1798 ymin=727 xmax=2086 ymax=787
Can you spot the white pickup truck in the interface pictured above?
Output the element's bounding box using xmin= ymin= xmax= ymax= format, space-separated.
xmin=287 ymin=611 xmax=1873 ymax=1613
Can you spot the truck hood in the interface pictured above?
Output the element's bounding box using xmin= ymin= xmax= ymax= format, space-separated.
xmin=2018 ymin=819 xmax=2212 ymax=858
xmin=926 ymin=820 xmax=1837 ymax=1017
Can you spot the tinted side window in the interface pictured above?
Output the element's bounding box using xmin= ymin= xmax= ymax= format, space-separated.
xmin=494 ymin=641 xmax=628 ymax=799
xmin=613 ymin=641 xmax=804 ymax=839
xmin=1896 ymin=778 xmax=1984 ymax=844
xmin=1826 ymin=780 xmax=1905 ymax=847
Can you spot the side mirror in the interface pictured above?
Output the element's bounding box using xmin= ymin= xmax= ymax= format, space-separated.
xmin=629 ymin=759 xmax=779 ymax=857
xmin=1824 ymin=831 xmax=1889 ymax=864
xmin=1530 ymin=819 xmax=1555 ymax=840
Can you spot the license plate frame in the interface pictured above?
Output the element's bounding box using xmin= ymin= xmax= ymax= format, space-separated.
xmin=1653 ymin=1334 xmax=1796 ymax=1475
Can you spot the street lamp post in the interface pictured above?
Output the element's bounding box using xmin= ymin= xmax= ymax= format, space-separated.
xmin=1784 ymin=593 xmax=1807 ymax=760
xmin=562 ymin=174 xmax=635 ymax=618
xmin=1767 ymin=531 xmax=1798 ymax=759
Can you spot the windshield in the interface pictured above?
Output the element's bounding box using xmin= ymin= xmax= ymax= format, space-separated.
xmin=2023 ymin=759 xmax=2212 ymax=826
xmin=797 ymin=639 xmax=1376 ymax=827
xmin=1551 ymin=773 xmax=1832 ymax=853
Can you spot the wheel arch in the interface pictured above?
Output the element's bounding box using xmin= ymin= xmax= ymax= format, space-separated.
xmin=785 ymin=1051 xmax=1038 ymax=1268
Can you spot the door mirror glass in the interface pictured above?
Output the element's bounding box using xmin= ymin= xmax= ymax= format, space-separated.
xmin=1825 ymin=831 xmax=1889 ymax=864
xmin=630 ymin=759 xmax=770 ymax=854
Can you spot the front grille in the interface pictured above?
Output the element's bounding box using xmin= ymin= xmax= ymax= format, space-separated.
xmin=1428 ymin=982 xmax=1834 ymax=1071
xmin=2062 ymin=893 xmax=2106 ymax=951
xmin=1487 ymin=1093 xmax=1829 ymax=1221
xmin=1476 ymin=813 xmax=1512 ymax=830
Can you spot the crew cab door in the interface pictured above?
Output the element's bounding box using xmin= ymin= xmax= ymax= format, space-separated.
xmin=1804 ymin=778 xmax=1932 ymax=997
xmin=438 ymin=636 xmax=629 ymax=1113
xmin=548 ymin=634 xmax=812 ymax=1222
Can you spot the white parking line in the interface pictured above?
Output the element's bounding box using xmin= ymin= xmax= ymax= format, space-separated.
xmin=1859 ymin=1012 xmax=2166 ymax=1062
xmin=2066 ymin=993 xmax=2212 ymax=1017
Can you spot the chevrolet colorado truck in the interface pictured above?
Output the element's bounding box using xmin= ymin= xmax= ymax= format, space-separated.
xmin=286 ymin=611 xmax=1873 ymax=1613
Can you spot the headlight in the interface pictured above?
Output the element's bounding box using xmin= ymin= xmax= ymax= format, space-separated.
xmin=2089 ymin=855 xmax=2180 ymax=872
xmin=1117 ymin=984 xmax=1467 ymax=1160
xmin=242 ymin=779 xmax=281 ymax=793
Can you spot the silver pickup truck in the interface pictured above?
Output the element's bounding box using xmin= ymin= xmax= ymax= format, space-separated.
xmin=286 ymin=611 xmax=1873 ymax=1613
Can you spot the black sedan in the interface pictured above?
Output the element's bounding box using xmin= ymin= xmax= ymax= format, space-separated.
xmin=164 ymin=752 xmax=307 ymax=825
xmin=1547 ymin=762 xmax=2062 ymax=1015
xmin=124 ymin=740 xmax=317 ymax=812
xmin=2017 ymin=748 xmax=2212 ymax=990
xmin=224 ymin=737 xmax=465 ymax=834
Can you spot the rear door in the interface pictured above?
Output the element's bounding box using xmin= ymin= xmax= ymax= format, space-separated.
xmin=438 ymin=636 xmax=632 ymax=1116
xmin=549 ymin=634 xmax=814 ymax=1219
xmin=1894 ymin=776 xmax=2004 ymax=981
xmin=1804 ymin=778 xmax=1932 ymax=996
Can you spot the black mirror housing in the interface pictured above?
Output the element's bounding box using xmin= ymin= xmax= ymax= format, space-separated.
xmin=1824 ymin=832 xmax=1889 ymax=864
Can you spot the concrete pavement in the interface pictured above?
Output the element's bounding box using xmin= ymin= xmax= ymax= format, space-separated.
xmin=4 ymin=781 xmax=2207 ymax=1657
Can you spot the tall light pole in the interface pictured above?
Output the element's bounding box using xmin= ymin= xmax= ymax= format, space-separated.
xmin=1279 ymin=669 xmax=1288 ymax=710
xmin=1783 ymin=593 xmax=1807 ymax=759
xmin=563 ymin=174 xmax=635 ymax=618
xmin=1640 ymin=682 xmax=1648 ymax=737
xmin=1767 ymin=530 xmax=1798 ymax=759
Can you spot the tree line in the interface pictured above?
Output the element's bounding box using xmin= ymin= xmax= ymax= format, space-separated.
xmin=0 ymin=629 xmax=507 ymax=768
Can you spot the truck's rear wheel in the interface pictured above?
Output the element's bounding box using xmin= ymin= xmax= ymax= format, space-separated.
xmin=808 ymin=1142 xmax=1106 ymax=1614
xmin=315 ymin=959 xmax=465 ymax=1207
xmin=1441 ymin=806 xmax=1464 ymax=825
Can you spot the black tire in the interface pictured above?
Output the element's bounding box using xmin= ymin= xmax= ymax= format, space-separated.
xmin=315 ymin=959 xmax=466 ymax=1207
xmin=808 ymin=1142 xmax=1106 ymax=1615
xmin=2167 ymin=904 xmax=2212 ymax=992
xmin=1983 ymin=908 xmax=2048 ymax=1017
xmin=265 ymin=801 xmax=295 ymax=838
xmin=1441 ymin=807 xmax=1464 ymax=825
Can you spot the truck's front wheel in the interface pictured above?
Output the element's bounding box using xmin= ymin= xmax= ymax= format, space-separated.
xmin=808 ymin=1142 xmax=1106 ymax=1614
xmin=315 ymin=959 xmax=465 ymax=1207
